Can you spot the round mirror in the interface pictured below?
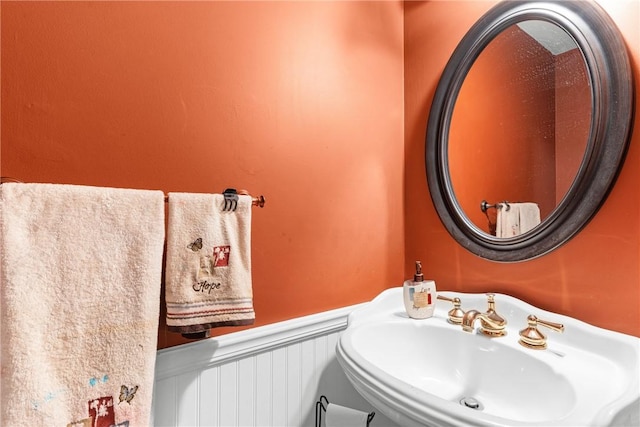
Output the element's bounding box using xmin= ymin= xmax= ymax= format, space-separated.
xmin=426 ymin=0 xmax=633 ymax=262
xmin=449 ymin=20 xmax=590 ymax=235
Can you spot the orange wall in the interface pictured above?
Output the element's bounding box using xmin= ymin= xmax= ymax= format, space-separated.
xmin=405 ymin=0 xmax=640 ymax=337
xmin=0 ymin=1 xmax=405 ymax=348
xmin=2 ymin=0 xmax=638 ymax=350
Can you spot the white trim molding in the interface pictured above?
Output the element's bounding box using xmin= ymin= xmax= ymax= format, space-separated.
xmin=152 ymin=303 xmax=397 ymax=427
xmin=155 ymin=304 xmax=363 ymax=381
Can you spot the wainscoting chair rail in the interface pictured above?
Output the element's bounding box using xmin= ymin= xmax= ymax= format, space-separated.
xmin=155 ymin=303 xmax=364 ymax=381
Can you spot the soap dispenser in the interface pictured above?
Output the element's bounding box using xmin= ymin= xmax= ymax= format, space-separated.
xmin=403 ymin=261 xmax=436 ymax=319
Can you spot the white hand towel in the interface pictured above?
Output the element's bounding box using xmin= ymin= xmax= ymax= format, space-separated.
xmin=165 ymin=192 xmax=254 ymax=335
xmin=518 ymin=202 xmax=541 ymax=234
xmin=496 ymin=202 xmax=540 ymax=237
xmin=0 ymin=183 xmax=165 ymax=427
xmin=325 ymin=403 xmax=370 ymax=427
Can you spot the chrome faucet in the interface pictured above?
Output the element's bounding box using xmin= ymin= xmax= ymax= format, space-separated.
xmin=461 ymin=293 xmax=507 ymax=337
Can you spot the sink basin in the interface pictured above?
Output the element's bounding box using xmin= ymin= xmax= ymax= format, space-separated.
xmin=349 ymin=322 xmax=576 ymax=423
xmin=336 ymin=289 xmax=640 ymax=427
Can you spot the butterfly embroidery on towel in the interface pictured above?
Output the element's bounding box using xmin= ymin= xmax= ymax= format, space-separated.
xmin=187 ymin=237 xmax=203 ymax=252
xmin=119 ymin=385 xmax=138 ymax=404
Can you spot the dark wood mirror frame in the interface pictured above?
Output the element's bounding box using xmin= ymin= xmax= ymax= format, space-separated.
xmin=426 ymin=0 xmax=634 ymax=262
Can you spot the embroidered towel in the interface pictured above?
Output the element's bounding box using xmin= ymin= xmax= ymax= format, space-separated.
xmin=496 ymin=203 xmax=519 ymax=237
xmin=165 ymin=192 xmax=255 ymax=335
xmin=0 ymin=183 xmax=164 ymax=427
xmin=496 ymin=202 xmax=541 ymax=237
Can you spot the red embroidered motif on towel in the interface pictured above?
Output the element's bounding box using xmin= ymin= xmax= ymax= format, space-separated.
xmin=88 ymin=396 xmax=115 ymax=427
xmin=212 ymin=245 xmax=230 ymax=267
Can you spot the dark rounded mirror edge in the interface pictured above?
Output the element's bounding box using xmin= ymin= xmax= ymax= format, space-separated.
xmin=425 ymin=0 xmax=634 ymax=263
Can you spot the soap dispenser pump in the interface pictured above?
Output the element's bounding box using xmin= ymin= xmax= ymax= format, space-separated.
xmin=403 ymin=261 xmax=436 ymax=319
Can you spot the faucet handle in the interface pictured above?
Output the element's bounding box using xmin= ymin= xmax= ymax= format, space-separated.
xmin=437 ymin=295 xmax=465 ymax=325
xmin=519 ymin=315 xmax=564 ymax=350
xmin=485 ymin=293 xmax=496 ymax=308
xmin=483 ymin=292 xmax=506 ymax=325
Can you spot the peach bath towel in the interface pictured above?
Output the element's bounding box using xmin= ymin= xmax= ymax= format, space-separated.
xmin=165 ymin=192 xmax=255 ymax=335
xmin=0 ymin=183 xmax=165 ymax=427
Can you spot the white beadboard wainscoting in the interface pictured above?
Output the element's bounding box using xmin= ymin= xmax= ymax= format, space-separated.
xmin=152 ymin=304 xmax=398 ymax=427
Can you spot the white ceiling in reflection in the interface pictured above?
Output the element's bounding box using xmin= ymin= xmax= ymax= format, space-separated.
xmin=517 ymin=20 xmax=577 ymax=55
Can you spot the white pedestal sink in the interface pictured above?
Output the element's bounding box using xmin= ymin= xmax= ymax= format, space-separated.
xmin=336 ymin=289 xmax=640 ymax=427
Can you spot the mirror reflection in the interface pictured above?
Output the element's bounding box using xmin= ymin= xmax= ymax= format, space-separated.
xmin=448 ymin=20 xmax=591 ymax=237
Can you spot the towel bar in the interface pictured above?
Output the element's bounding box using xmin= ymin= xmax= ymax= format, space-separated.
xmin=0 ymin=179 xmax=265 ymax=208
xmin=480 ymin=199 xmax=510 ymax=212
xmin=0 ymin=177 xmax=23 ymax=184
xmin=164 ymin=189 xmax=265 ymax=208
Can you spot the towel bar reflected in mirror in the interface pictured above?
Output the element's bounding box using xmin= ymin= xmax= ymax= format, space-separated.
xmin=480 ymin=200 xmax=510 ymax=212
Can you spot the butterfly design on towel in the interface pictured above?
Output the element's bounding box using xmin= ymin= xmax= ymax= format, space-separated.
xmin=119 ymin=385 xmax=138 ymax=404
xmin=187 ymin=237 xmax=203 ymax=252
